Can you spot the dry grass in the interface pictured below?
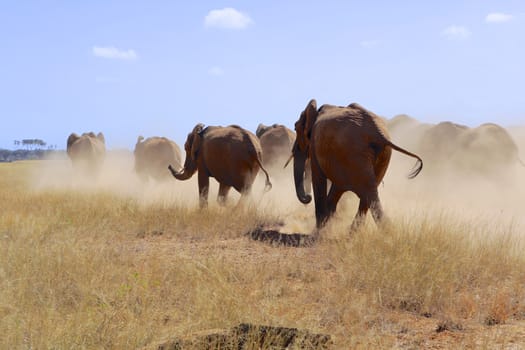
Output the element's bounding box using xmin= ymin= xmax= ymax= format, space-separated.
xmin=1 ymin=159 xmax=525 ymax=349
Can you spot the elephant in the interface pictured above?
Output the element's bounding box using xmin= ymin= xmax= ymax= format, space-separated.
xmin=134 ymin=136 xmax=182 ymax=182
xmin=386 ymin=114 xmax=420 ymax=132
xmin=291 ymin=99 xmax=423 ymax=231
xmin=168 ymin=123 xmax=272 ymax=208
xmin=66 ymin=132 xmax=106 ymax=176
xmin=418 ymin=121 xmax=468 ymax=171
xmin=418 ymin=121 xmax=522 ymax=177
xmin=386 ymin=114 xmax=433 ymax=152
xmin=256 ymin=123 xmax=296 ymax=169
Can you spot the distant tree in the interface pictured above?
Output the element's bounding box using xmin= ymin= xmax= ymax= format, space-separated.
xmin=35 ymin=139 xmax=46 ymax=149
xmin=22 ymin=139 xmax=31 ymax=149
xmin=20 ymin=139 xmax=47 ymax=150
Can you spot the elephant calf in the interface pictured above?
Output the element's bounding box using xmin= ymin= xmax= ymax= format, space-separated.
xmin=168 ymin=123 xmax=272 ymax=208
xmin=134 ymin=136 xmax=182 ymax=182
xmin=67 ymin=131 xmax=106 ymax=176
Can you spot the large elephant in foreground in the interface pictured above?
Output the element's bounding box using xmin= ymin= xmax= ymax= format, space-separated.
xmin=291 ymin=100 xmax=423 ymax=231
xmin=134 ymin=136 xmax=182 ymax=182
xmin=66 ymin=132 xmax=106 ymax=175
xmin=168 ymin=124 xmax=272 ymax=208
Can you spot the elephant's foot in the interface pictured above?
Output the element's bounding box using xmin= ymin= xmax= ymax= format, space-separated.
xmin=349 ymin=216 xmax=366 ymax=234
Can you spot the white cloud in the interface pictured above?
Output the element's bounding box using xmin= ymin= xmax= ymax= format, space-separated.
xmin=92 ymin=46 xmax=138 ymax=60
xmin=204 ymin=8 xmax=253 ymax=29
xmin=442 ymin=25 xmax=471 ymax=40
xmin=208 ymin=66 xmax=224 ymax=76
xmin=485 ymin=12 xmax=513 ymax=23
xmin=360 ymin=40 xmax=379 ymax=48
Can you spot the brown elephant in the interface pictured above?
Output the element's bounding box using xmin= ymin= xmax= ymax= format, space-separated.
xmin=291 ymin=100 xmax=423 ymax=231
xmin=66 ymin=132 xmax=106 ymax=175
xmin=256 ymin=123 xmax=296 ymax=169
xmin=134 ymin=136 xmax=182 ymax=182
xmin=168 ymin=123 xmax=272 ymax=208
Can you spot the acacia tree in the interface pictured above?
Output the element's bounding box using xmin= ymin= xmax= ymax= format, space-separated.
xmin=21 ymin=139 xmax=47 ymax=150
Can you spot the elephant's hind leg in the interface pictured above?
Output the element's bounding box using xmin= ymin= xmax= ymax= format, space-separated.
xmin=326 ymin=185 xmax=344 ymax=222
xmin=350 ymin=189 xmax=381 ymax=232
xmin=217 ymin=184 xmax=231 ymax=206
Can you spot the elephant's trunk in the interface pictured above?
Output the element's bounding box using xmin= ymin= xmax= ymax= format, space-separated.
xmin=293 ymin=147 xmax=312 ymax=204
xmin=168 ymin=163 xmax=195 ymax=181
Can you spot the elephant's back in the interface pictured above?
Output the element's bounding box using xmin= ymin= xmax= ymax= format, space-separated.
xmin=151 ymin=138 xmax=181 ymax=159
xmin=313 ymin=109 xmax=393 ymax=188
xmin=314 ymin=111 xmax=386 ymax=151
xmin=203 ymin=127 xmax=262 ymax=185
xmin=260 ymin=127 xmax=294 ymax=160
xmin=260 ymin=127 xmax=294 ymax=148
xmin=69 ymin=136 xmax=105 ymax=160
xmin=459 ymin=124 xmax=518 ymax=164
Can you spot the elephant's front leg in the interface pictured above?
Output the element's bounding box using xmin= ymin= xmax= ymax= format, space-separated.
xmin=217 ymin=183 xmax=231 ymax=206
xmin=198 ymin=171 xmax=210 ymax=209
xmin=311 ymin=157 xmax=328 ymax=228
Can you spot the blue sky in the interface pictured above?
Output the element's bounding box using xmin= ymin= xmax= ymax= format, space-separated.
xmin=1 ymin=1 xmax=524 ymax=150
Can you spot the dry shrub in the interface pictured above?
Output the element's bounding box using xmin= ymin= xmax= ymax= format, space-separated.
xmin=323 ymin=213 xmax=525 ymax=322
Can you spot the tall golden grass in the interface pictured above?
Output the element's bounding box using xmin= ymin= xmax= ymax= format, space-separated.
xmin=1 ymin=159 xmax=525 ymax=349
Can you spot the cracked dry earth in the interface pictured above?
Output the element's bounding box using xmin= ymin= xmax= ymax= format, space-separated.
xmin=128 ymin=231 xmax=525 ymax=350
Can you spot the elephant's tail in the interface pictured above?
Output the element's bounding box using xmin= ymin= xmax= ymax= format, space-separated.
xmin=255 ymin=156 xmax=272 ymax=192
xmin=387 ymin=141 xmax=423 ymax=179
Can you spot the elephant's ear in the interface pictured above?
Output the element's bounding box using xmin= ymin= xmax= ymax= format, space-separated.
xmin=135 ymin=136 xmax=144 ymax=153
xmin=67 ymin=133 xmax=79 ymax=150
xmin=294 ymin=99 xmax=317 ymax=152
xmin=303 ymin=98 xmax=318 ymax=140
xmin=190 ymin=123 xmax=205 ymax=161
xmin=256 ymin=123 xmax=268 ymax=138
xmin=97 ymin=132 xmax=105 ymax=144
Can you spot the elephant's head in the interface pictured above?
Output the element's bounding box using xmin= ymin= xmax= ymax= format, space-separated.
xmin=134 ymin=135 xmax=145 ymax=170
xmin=256 ymin=123 xmax=282 ymax=138
xmin=67 ymin=133 xmax=80 ymax=153
xmin=134 ymin=136 xmax=145 ymax=151
xmin=169 ymin=123 xmax=205 ymax=180
xmin=291 ymin=99 xmax=318 ymax=204
xmin=96 ymin=132 xmax=105 ymax=144
xmin=256 ymin=123 xmax=269 ymax=138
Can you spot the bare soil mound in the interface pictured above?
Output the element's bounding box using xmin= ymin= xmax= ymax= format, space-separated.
xmin=157 ymin=323 xmax=332 ymax=349
xmin=246 ymin=223 xmax=317 ymax=247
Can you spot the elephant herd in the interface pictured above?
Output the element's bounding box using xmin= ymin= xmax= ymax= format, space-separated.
xmin=66 ymin=99 xmax=522 ymax=234
xmin=386 ymin=115 xmax=524 ymax=178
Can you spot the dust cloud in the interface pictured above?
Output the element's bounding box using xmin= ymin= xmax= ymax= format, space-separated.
xmin=29 ymin=123 xmax=525 ymax=237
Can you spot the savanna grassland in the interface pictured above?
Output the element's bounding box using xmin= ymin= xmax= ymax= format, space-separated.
xmin=1 ymin=154 xmax=525 ymax=349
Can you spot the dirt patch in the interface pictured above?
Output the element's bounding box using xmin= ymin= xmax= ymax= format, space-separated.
xmin=157 ymin=323 xmax=332 ymax=350
xmin=246 ymin=223 xmax=317 ymax=247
